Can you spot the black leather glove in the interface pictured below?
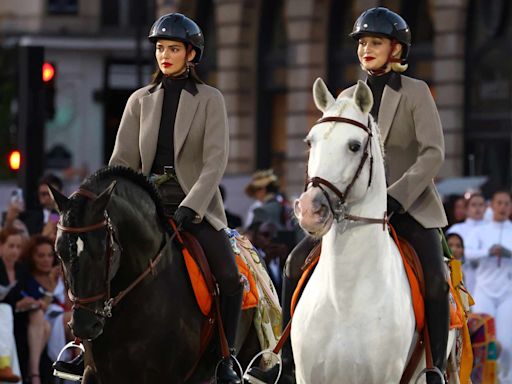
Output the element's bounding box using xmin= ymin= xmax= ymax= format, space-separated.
xmin=387 ymin=195 xmax=403 ymax=216
xmin=173 ymin=206 xmax=197 ymax=229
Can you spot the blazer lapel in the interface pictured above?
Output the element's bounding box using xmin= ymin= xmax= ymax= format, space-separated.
xmin=140 ymin=87 xmax=164 ymax=175
xmin=174 ymin=91 xmax=199 ymax=158
xmin=378 ymin=85 xmax=401 ymax=143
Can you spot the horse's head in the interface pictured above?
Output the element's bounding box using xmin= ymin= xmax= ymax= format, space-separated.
xmin=50 ymin=181 xmax=121 ymax=340
xmin=295 ymin=78 xmax=382 ymax=237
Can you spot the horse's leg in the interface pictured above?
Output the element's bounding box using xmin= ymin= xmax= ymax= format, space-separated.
xmin=446 ymin=330 xmax=460 ymax=384
xmin=81 ymin=340 xmax=101 ymax=384
xmin=82 ymin=365 xmax=99 ymax=384
xmin=236 ymin=309 xmax=259 ymax=368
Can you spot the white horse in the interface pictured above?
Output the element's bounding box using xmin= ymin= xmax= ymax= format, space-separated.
xmin=291 ymin=78 xmax=457 ymax=384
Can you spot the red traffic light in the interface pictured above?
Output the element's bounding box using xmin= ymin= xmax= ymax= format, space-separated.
xmin=8 ymin=150 xmax=22 ymax=171
xmin=42 ymin=62 xmax=55 ymax=83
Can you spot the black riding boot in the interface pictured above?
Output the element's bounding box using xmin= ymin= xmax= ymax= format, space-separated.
xmin=425 ymin=296 xmax=450 ymax=384
xmin=216 ymin=284 xmax=244 ymax=384
xmin=244 ymin=274 xmax=297 ymax=384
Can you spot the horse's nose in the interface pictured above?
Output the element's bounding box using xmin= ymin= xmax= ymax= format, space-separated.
xmin=296 ymin=189 xmax=329 ymax=218
xmin=71 ymin=311 xmax=104 ymax=340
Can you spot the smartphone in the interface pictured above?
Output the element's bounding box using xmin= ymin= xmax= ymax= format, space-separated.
xmin=10 ymin=188 xmax=24 ymax=204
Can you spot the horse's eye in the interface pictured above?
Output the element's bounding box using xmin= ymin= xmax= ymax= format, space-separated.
xmin=305 ymin=139 xmax=312 ymax=148
xmin=349 ymin=142 xmax=361 ymax=152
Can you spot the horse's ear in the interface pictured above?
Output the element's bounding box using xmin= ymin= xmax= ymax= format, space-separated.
xmin=92 ymin=180 xmax=117 ymax=215
xmin=48 ymin=184 xmax=69 ymax=213
xmin=353 ymin=80 xmax=373 ymax=114
xmin=313 ymin=78 xmax=335 ymax=112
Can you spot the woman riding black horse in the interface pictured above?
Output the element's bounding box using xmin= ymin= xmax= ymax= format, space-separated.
xmin=54 ymin=13 xmax=243 ymax=384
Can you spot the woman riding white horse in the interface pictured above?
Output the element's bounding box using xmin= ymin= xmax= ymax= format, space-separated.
xmin=292 ymin=78 xmax=455 ymax=384
xmin=246 ymin=7 xmax=450 ymax=384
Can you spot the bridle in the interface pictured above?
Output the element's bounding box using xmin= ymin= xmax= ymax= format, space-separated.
xmin=57 ymin=188 xmax=170 ymax=319
xmin=305 ymin=116 xmax=387 ymax=229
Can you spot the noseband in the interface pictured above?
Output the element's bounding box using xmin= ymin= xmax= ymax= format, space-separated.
xmin=57 ymin=188 xmax=171 ymax=319
xmin=305 ymin=116 xmax=386 ymax=228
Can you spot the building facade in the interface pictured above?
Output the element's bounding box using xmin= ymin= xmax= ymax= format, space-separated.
xmin=1 ymin=0 xmax=510 ymax=199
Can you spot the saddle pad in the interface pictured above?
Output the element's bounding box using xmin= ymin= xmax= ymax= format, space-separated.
xmin=181 ymin=236 xmax=212 ymax=316
xmin=394 ymin=237 xmax=426 ymax=332
xmin=181 ymin=233 xmax=259 ymax=316
xmin=236 ymin=254 xmax=259 ymax=310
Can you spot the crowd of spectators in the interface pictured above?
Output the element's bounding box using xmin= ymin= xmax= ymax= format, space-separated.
xmin=444 ymin=189 xmax=512 ymax=383
xmin=0 ymin=174 xmax=73 ymax=384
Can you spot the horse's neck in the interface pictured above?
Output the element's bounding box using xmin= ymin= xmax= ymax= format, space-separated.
xmin=321 ymin=177 xmax=391 ymax=282
xmin=111 ymin=196 xmax=167 ymax=279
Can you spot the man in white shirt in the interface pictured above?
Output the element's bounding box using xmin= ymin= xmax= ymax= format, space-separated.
xmin=465 ymin=190 xmax=512 ymax=384
xmin=446 ymin=193 xmax=487 ymax=294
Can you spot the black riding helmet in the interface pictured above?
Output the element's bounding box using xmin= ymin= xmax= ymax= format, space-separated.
xmin=148 ymin=13 xmax=204 ymax=63
xmin=349 ymin=7 xmax=411 ymax=64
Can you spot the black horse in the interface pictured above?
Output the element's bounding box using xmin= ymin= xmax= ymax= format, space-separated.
xmin=50 ymin=166 xmax=260 ymax=384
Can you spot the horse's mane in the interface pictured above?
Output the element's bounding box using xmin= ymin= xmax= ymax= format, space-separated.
xmin=79 ymin=166 xmax=170 ymax=232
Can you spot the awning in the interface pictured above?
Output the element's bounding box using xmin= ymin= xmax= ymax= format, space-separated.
xmin=435 ymin=176 xmax=489 ymax=198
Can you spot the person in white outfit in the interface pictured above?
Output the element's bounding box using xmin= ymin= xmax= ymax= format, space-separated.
xmin=446 ymin=193 xmax=487 ymax=295
xmin=465 ymin=190 xmax=512 ymax=384
xmin=0 ymin=303 xmax=21 ymax=383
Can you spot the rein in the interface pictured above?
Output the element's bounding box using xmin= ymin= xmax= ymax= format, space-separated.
xmin=306 ymin=116 xmax=386 ymax=228
xmin=57 ymin=188 xmax=172 ymax=318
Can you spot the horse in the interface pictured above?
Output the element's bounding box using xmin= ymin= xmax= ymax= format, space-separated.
xmin=50 ymin=166 xmax=262 ymax=384
xmin=291 ymin=79 xmax=459 ymax=384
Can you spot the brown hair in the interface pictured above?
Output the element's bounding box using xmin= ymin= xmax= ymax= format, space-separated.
xmin=0 ymin=227 xmax=23 ymax=244
xmin=22 ymin=235 xmax=55 ymax=273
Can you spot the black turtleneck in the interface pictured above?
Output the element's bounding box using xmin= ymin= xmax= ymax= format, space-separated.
xmin=367 ymin=71 xmax=393 ymax=122
xmin=151 ymin=76 xmax=188 ymax=174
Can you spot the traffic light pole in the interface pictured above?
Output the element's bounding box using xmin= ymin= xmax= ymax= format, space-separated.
xmin=18 ymin=46 xmax=45 ymax=210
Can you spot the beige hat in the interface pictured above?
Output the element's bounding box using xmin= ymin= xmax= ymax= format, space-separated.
xmin=245 ymin=169 xmax=279 ymax=197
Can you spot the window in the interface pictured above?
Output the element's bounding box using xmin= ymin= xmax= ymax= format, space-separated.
xmin=47 ymin=0 xmax=78 ymax=15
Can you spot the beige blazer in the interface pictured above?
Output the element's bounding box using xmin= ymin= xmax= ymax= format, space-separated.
xmin=109 ymin=81 xmax=228 ymax=230
xmin=340 ymin=74 xmax=448 ymax=228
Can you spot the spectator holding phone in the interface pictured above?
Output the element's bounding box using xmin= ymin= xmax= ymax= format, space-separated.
xmin=0 ymin=228 xmax=49 ymax=384
xmin=2 ymin=173 xmax=63 ymax=238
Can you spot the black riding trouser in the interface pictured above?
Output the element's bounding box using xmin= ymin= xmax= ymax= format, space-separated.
xmin=283 ymin=213 xmax=449 ymax=372
xmin=156 ymin=178 xmax=240 ymax=296
xmin=185 ymin=220 xmax=241 ymax=296
xmin=390 ymin=212 xmax=449 ymax=373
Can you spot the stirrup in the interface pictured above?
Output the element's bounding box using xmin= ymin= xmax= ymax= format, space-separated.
xmin=414 ymin=367 xmax=445 ymax=384
xmin=243 ymin=349 xmax=282 ymax=384
xmin=214 ymin=354 xmax=244 ymax=384
xmin=53 ymin=341 xmax=85 ymax=381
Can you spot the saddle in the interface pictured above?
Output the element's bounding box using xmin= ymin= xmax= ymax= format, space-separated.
xmin=169 ymin=223 xmax=259 ymax=381
xmin=176 ymin=231 xmax=258 ymax=318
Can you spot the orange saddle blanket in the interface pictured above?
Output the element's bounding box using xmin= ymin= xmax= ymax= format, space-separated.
xmin=394 ymin=234 xmax=463 ymax=331
xmin=180 ymin=231 xmax=259 ymax=317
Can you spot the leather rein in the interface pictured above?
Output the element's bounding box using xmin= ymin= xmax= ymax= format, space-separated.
xmin=306 ymin=116 xmax=386 ymax=229
xmin=57 ymin=188 xmax=171 ymax=318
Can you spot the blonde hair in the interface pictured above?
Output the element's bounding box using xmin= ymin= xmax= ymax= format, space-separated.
xmin=390 ymin=44 xmax=408 ymax=73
